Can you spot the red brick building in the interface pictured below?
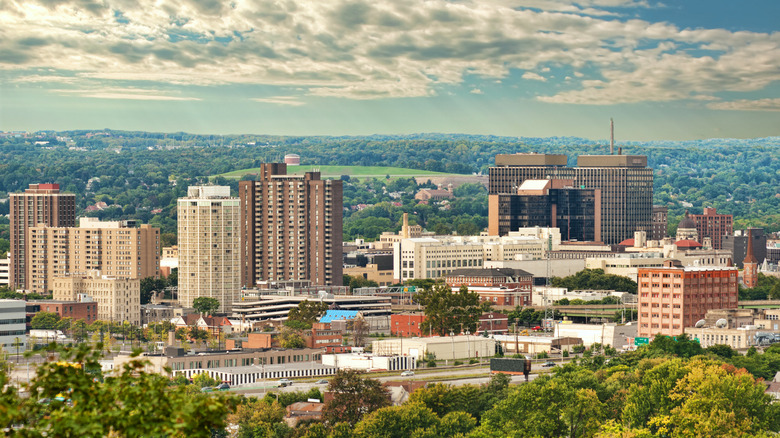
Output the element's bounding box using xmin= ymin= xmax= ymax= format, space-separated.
xmin=304 ymin=323 xmax=343 ymax=350
xmin=27 ymin=300 xmax=97 ymax=324
xmin=391 ymin=313 xmax=426 ymax=337
xmin=445 ymin=268 xmax=533 ymax=307
xmin=478 ymin=312 xmax=509 ymax=335
xmin=637 ymin=260 xmax=739 ymax=338
xmin=690 ymin=207 xmax=733 ymax=250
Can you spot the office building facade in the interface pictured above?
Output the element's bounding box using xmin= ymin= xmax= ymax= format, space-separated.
xmin=10 ymin=184 xmax=76 ymax=290
xmin=690 ymin=207 xmax=732 ymax=250
xmin=239 ymin=163 xmax=343 ymax=287
xmin=0 ymin=300 xmax=26 ymax=351
xmin=52 ymin=273 xmax=140 ymax=325
xmin=26 ymin=218 xmax=160 ymax=295
xmin=723 ymin=228 xmax=767 ymax=269
xmin=651 ymin=206 xmax=668 ymax=240
xmin=636 ymin=261 xmax=738 ymax=338
xmin=488 ymin=179 xmax=601 ymax=241
xmin=178 ymin=186 xmax=241 ymax=313
xmin=489 ymin=154 xmax=653 ymax=245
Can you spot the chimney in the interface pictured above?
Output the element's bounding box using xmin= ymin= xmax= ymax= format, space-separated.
xmin=610 ymin=118 xmax=614 ymax=155
xmin=402 ymin=213 xmax=410 ymax=239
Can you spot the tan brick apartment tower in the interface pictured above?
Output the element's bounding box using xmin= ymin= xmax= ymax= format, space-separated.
xmin=240 ymin=163 xmax=343 ymax=287
xmin=690 ymin=207 xmax=733 ymax=250
xmin=636 ymin=260 xmax=738 ymax=338
xmin=27 ymin=218 xmax=160 ymax=295
xmin=178 ymin=186 xmax=240 ymax=313
xmin=9 ymin=184 xmax=76 ymax=290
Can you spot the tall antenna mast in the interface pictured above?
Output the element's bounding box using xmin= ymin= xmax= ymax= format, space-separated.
xmin=610 ymin=118 xmax=614 ymax=155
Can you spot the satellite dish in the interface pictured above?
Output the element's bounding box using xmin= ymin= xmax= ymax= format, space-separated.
xmin=694 ymin=319 xmax=706 ymax=328
xmin=715 ymin=319 xmax=728 ymax=328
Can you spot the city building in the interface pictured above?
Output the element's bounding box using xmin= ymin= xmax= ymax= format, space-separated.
xmin=636 ymin=261 xmax=739 ymax=338
xmin=375 ymin=213 xmax=427 ymax=250
xmin=553 ymin=322 xmax=637 ymax=349
xmin=239 ymin=163 xmax=343 ymax=287
xmin=0 ymin=254 xmax=9 ymax=286
xmin=372 ymin=335 xmax=496 ymax=360
xmin=52 ymin=273 xmax=140 ymax=325
xmin=445 ymin=268 xmax=534 ymax=307
xmin=394 ymin=228 xmax=559 ymax=283
xmin=302 ymin=322 xmax=344 ymax=351
xmin=160 ymin=245 xmax=178 ymax=278
xmin=488 ymin=179 xmax=601 ymax=242
xmin=532 ymin=287 xmax=634 ymax=306
xmin=26 ymin=218 xmax=160 ymax=294
xmin=231 ymin=295 xmax=391 ymax=324
xmin=651 ymin=206 xmax=668 ymax=241
xmin=27 ymin=300 xmax=98 ymax=325
xmin=723 ymin=228 xmax=767 ymax=269
xmin=414 ymin=187 xmax=453 ymax=202
xmin=743 ymin=229 xmax=759 ymax=288
xmin=0 ymin=299 xmax=27 ymax=351
xmin=321 ymin=353 xmax=415 ymax=371
xmin=343 ymin=252 xmax=394 ymax=286
xmin=690 ymin=207 xmax=733 ymax=250
xmin=391 ymin=313 xmax=426 ymax=337
xmin=675 ymin=211 xmax=699 ymax=242
xmin=178 ymin=186 xmax=240 ymax=313
xmin=478 ymin=312 xmax=509 ymax=335
xmin=489 ymin=153 xmax=653 ymax=244
xmin=10 ymin=183 xmax=76 ymax=290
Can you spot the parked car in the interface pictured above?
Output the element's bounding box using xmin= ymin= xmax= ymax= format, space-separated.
xmin=278 ymin=378 xmax=292 ymax=387
xmin=315 ymin=379 xmax=328 ymax=384
xmin=200 ymin=386 xmax=213 ymax=392
xmin=216 ymin=383 xmax=230 ymax=391
xmin=401 ymin=371 xmax=415 ymax=377
xmin=541 ymin=361 xmax=556 ymax=368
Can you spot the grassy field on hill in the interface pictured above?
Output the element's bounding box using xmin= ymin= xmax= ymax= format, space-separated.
xmin=218 ymin=165 xmax=452 ymax=179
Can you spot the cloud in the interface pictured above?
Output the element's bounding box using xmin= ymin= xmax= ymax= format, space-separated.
xmin=470 ymin=88 xmax=483 ymax=94
xmin=251 ymin=96 xmax=306 ymax=106
xmin=522 ymin=72 xmax=547 ymax=82
xmin=53 ymin=87 xmax=201 ymax=100
xmin=0 ymin=0 xmax=777 ymax=109
xmin=707 ymin=98 xmax=780 ymax=112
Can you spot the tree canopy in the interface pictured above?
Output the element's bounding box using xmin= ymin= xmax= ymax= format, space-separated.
xmin=416 ymin=283 xmax=482 ymax=336
xmin=551 ymin=269 xmax=638 ymax=294
xmin=192 ymin=297 xmax=220 ymax=315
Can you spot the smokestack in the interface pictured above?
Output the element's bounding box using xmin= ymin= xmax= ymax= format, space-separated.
xmin=402 ymin=213 xmax=410 ymax=239
xmin=610 ymin=118 xmax=614 ymax=155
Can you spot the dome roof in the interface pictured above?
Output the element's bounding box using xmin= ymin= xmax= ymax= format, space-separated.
xmin=674 ymin=239 xmax=702 ymax=249
xmin=678 ymin=210 xmax=696 ymax=229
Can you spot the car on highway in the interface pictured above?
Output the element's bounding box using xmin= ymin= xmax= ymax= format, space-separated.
xmin=216 ymin=383 xmax=230 ymax=391
xmin=541 ymin=361 xmax=556 ymax=367
xmin=401 ymin=371 xmax=415 ymax=377
xmin=315 ymin=379 xmax=328 ymax=384
xmin=278 ymin=378 xmax=292 ymax=387
xmin=200 ymin=386 xmax=213 ymax=392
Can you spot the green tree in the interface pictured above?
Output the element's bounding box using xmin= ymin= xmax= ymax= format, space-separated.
xmin=30 ymin=312 xmax=60 ymax=330
xmin=192 ymin=297 xmax=220 ymax=316
xmin=287 ymin=300 xmax=329 ymax=327
xmin=416 ymin=283 xmax=481 ymax=336
xmin=0 ymin=343 xmax=234 ymax=436
xmin=229 ymin=397 xmax=289 ymax=438
xmin=192 ymin=372 xmax=219 ymax=388
xmin=551 ymin=269 xmax=638 ymax=294
xmin=323 ymin=369 xmax=391 ymax=426
xmin=140 ymin=276 xmax=166 ymax=305
xmin=278 ymin=327 xmax=306 ymax=349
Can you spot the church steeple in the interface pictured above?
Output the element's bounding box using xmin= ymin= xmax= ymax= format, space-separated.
xmin=743 ymin=229 xmax=758 ymax=288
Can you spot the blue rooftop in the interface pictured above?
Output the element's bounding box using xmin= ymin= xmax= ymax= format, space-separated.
xmin=319 ymin=310 xmax=359 ymax=323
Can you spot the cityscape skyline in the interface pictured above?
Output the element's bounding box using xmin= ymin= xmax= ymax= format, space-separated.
xmin=1 ymin=1 xmax=779 ymax=140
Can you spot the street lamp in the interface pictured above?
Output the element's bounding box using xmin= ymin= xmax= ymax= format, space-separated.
xmin=465 ymin=330 xmax=471 ymax=361
xmin=450 ymin=331 xmax=455 ymax=364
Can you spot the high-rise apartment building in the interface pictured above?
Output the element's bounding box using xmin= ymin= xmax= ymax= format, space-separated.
xmin=178 ymin=186 xmax=240 ymax=313
xmin=239 ymin=163 xmax=343 ymax=287
xmin=689 ymin=207 xmax=732 ymax=250
xmin=26 ymin=218 xmax=160 ymax=294
xmin=9 ymin=184 xmax=76 ymax=290
xmin=636 ymin=261 xmax=738 ymax=338
xmin=488 ymin=179 xmax=601 ymax=241
xmin=489 ymin=154 xmax=653 ymax=245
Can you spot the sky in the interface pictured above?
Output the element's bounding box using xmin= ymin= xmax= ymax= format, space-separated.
xmin=1 ymin=0 xmax=779 ymax=141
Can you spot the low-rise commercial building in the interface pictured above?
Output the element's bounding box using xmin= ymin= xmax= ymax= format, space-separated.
xmin=0 ymin=299 xmax=26 ymax=351
xmin=321 ymin=353 xmax=415 ymax=371
xmin=553 ymin=322 xmax=637 ymax=349
xmin=445 ymin=268 xmax=533 ymax=307
xmin=372 ymin=335 xmax=496 ymax=360
xmin=232 ymin=295 xmax=391 ymax=324
xmin=26 ymin=300 xmax=98 ymax=325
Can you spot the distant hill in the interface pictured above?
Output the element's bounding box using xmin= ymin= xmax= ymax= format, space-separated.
xmin=217 ymin=165 xmax=452 ymax=179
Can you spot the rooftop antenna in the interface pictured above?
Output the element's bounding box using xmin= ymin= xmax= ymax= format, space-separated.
xmin=610 ymin=118 xmax=614 ymax=155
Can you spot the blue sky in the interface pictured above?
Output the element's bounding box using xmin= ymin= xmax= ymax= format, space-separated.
xmin=1 ymin=0 xmax=779 ymax=140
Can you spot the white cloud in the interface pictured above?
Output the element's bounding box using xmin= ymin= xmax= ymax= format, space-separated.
xmin=52 ymin=87 xmax=201 ymax=100
xmin=0 ymin=0 xmax=777 ymax=109
xmin=470 ymin=88 xmax=483 ymax=94
xmin=251 ymin=96 xmax=306 ymax=106
xmin=522 ymin=72 xmax=547 ymax=82
xmin=707 ymin=98 xmax=780 ymax=112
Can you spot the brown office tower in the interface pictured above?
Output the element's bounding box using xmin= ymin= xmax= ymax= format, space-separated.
xmin=9 ymin=184 xmax=76 ymax=290
xmin=240 ymin=163 xmax=343 ymax=287
xmin=652 ymin=206 xmax=668 ymax=240
xmin=690 ymin=207 xmax=732 ymax=250
xmin=489 ymin=154 xmax=653 ymax=245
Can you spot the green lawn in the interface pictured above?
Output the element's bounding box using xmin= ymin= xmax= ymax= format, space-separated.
xmin=217 ymin=165 xmax=452 ymax=179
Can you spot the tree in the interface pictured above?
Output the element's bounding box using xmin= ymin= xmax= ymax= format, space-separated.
xmin=140 ymin=276 xmax=166 ymax=305
xmin=30 ymin=311 xmax=60 ymax=330
xmin=416 ymin=283 xmax=481 ymax=336
xmin=286 ymin=300 xmax=329 ymax=327
xmin=229 ymin=397 xmax=288 ymax=438
xmin=192 ymin=297 xmax=220 ymax=316
xmin=323 ymin=369 xmax=391 ymax=425
xmin=192 ymin=372 xmax=219 ymax=388
xmin=278 ymin=327 xmax=306 ymax=349
xmin=0 ymin=343 xmax=234 ymax=436
xmin=349 ymin=316 xmax=369 ymax=347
